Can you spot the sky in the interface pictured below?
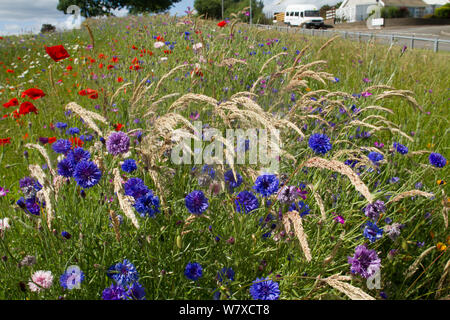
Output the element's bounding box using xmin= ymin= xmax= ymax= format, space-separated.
xmin=0 ymin=0 xmax=340 ymax=36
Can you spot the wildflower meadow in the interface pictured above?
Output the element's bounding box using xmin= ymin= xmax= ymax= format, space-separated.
xmin=0 ymin=13 xmax=448 ymax=301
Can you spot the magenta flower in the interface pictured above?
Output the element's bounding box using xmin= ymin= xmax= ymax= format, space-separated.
xmin=361 ymin=91 xmax=372 ymax=97
xmin=0 ymin=187 xmax=9 ymax=197
xmin=332 ymin=212 xmax=345 ymax=224
xmin=363 ymin=78 xmax=371 ymax=83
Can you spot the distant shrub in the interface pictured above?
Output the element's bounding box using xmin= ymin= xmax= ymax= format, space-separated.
xmin=41 ymin=24 xmax=56 ymax=33
xmin=381 ymin=6 xmax=409 ymax=19
xmin=435 ymin=3 xmax=450 ymax=18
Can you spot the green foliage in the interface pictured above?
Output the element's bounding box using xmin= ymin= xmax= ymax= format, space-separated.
xmin=435 ymin=3 xmax=450 ymax=19
xmin=57 ymin=0 xmax=182 ymax=17
xmin=194 ymin=0 xmax=268 ymax=23
xmin=381 ymin=6 xmax=409 ymax=19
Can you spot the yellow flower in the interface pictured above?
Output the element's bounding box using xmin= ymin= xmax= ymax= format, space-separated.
xmin=305 ymin=87 xmax=311 ymax=92
xmin=436 ymin=242 xmax=447 ymax=251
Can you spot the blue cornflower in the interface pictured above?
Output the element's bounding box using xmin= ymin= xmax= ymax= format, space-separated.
xmin=134 ymin=191 xmax=160 ymax=217
xmin=125 ymin=282 xmax=146 ymax=300
xmin=25 ymin=198 xmax=41 ymax=215
xmin=80 ymin=134 xmax=93 ymax=142
xmin=288 ymin=201 xmax=311 ymax=217
xmin=60 ymin=266 xmax=85 ymax=290
xmin=185 ymin=262 xmax=203 ymax=281
xmin=224 ymin=170 xmax=243 ymax=190
xmin=19 ymin=177 xmax=41 ymax=199
xmin=368 ymin=151 xmax=384 ymax=164
xmin=107 ymin=259 xmax=139 ymax=286
xmin=185 ymin=190 xmax=209 ymax=215
xmin=102 ymin=284 xmax=126 ymax=300
xmin=235 ymin=190 xmax=259 ymax=213
xmin=393 ymin=142 xmax=408 ymax=155
xmin=124 ymin=178 xmax=150 ymax=199
xmin=253 ymin=174 xmax=279 ymax=197
xmin=202 ymin=164 xmax=215 ymax=179
xmin=308 ymin=133 xmax=332 ymax=155
xmin=52 ymin=139 xmax=72 ymax=154
xmin=61 ymin=231 xmax=72 ymax=239
xmin=66 ymin=148 xmax=91 ymax=165
xmin=217 ymin=267 xmax=235 ymax=283
xmin=249 ymin=277 xmax=280 ymax=300
xmin=429 ymin=152 xmax=446 ymax=168
xmin=66 ymin=127 xmax=80 ymax=135
xmin=121 ymin=159 xmax=137 ymax=173
xmin=55 ymin=122 xmax=67 ymax=130
xmin=363 ymin=221 xmax=383 ymax=243
xmin=73 ymin=161 xmax=102 ymax=189
xmin=57 ymin=158 xmax=75 ymax=177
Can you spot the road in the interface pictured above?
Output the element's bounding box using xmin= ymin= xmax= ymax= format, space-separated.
xmin=258 ymin=24 xmax=450 ymax=52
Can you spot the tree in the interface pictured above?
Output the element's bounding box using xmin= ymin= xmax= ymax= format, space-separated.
xmin=57 ymin=0 xmax=182 ymax=18
xmin=194 ymin=0 xmax=268 ymax=23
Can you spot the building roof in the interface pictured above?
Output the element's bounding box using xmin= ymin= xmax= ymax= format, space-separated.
xmin=382 ymin=0 xmax=428 ymax=7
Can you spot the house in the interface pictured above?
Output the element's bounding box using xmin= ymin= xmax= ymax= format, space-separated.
xmin=336 ymin=0 xmax=429 ymax=22
xmin=422 ymin=0 xmax=449 ymax=15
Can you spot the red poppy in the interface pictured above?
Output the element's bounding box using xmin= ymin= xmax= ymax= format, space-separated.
xmin=19 ymin=101 xmax=38 ymax=115
xmin=22 ymin=88 xmax=45 ymax=100
xmin=107 ymin=64 xmax=115 ymax=70
xmin=111 ymin=56 xmax=119 ymax=63
xmin=98 ymin=63 xmax=103 ymax=69
xmin=48 ymin=137 xmax=56 ymax=144
xmin=78 ymin=88 xmax=98 ymax=99
xmin=6 ymin=69 xmax=14 ymax=73
xmin=217 ymin=21 xmax=227 ymax=27
xmin=66 ymin=65 xmax=73 ymax=71
xmin=156 ymin=35 xmax=164 ymax=42
xmin=131 ymin=57 xmax=139 ymax=64
xmin=98 ymin=53 xmax=106 ymax=59
xmin=69 ymin=137 xmax=84 ymax=148
xmin=130 ymin=64 xmax=141 ymax=71
xmin=0 ymin=137 xmax=11 ymax=146
xmin=3 ymin=98 xmax=19 ymax=108
xmin=117 ymin=77 xmax=124 ymax=82
xmin=45 ymin=45 xmax=70 ymax=62
xmin=114 ymin=123 xmax=123 ymax=131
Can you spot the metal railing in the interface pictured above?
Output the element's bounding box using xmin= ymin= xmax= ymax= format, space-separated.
xmin=254 ymin=24 xmax=450 ymax=52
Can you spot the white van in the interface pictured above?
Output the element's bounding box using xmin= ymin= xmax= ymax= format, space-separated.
xmin=284 ymin=4 xmax=324 ymax=28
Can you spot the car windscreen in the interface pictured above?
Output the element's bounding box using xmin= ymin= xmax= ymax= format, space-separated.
xmin=304 ymin=10 xmax=320 ymax=17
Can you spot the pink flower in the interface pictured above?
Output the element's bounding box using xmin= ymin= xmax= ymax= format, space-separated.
xmin=0 ymin=218 xmax=10 ymax=231
xmin=28 ymin=270 xmax=53 ymax=292
xmin=0 ymin=187 xmax=9 ymax=197
xmin=361 ymin=91 xmax=372 ymax=97
xmin=362 ymin=78 xmax=371 ymax=83
xmin=332 ymin=212 xmax=345 ymax=224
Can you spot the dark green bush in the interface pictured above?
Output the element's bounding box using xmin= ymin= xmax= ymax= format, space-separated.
xmin=435 ymin=3 xmax=450 ymax=18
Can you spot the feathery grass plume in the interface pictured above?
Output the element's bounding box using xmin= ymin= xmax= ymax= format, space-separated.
xmin=302 ymin=157 xmax=374 ymax=203
xmin=130 ymin=74 xmax=154 ymax=112
xmin=441 ymin=191 xmax=448 ymax=229
xmin=230 ymin=91 xmax=258 ymax=100
xmin=387 ymin=190 xmax=435 ymax=204
xmin=109 ymin=82 xmax=132 ymax=106
xmin=292 ymin=45 xmax=310 ymax=68
xmin=365 ymin=84 xmax=396 ymax=92
xmin=282 ymin=210 xmax=312 ymax=262
xmin=48 ymin=65 xmax=59 ymax=98
xmin=152 ymin=64 xmax=189 ymax=97
xmin=317 ymin=35 xmax=340 ymax=53
xmin=25 ymin=143 xmax=56 ymax=178
xmin=216 ymin=58 xmax=248 ymax=68
xmin=374 ymin=90 xmax=424 ymax=112
xmin=143 ymin=93 xmax=180 ymax=117
xmin=359 ymin=105 xmax=394 ymax=114
xmin=250 ymin=75 xmax=267 ymax=93
xmin=65 ymin=102 xmax=107 ymax=137
xmin=307 ymin=184 xmax=326 ymax=221
xmin=323 ymin=274 xmax=375 ymax=300
xmin=29 ymin=164 xmax=54 ymax=229
xmin=259 ymin=52 xmax=287 ymax=74
xmin=84 ymin=23 xmax=95 ymax=50
xmin=323 ymin=231 xmax=345 ymax=265
xmin=168 ymin=93 xmax=218 ymax=112
xmin=405 ymin=246 xmax=436 ymax=279
xmin=109 ymin=210 xmax=121 ymax=242
xmin=52 ymin=175 xmax=64 ymax=203
xmin=436 ymin=259 xmax=450 ymax=298
xmin=113 ymin=168 xmax=139 ymax=229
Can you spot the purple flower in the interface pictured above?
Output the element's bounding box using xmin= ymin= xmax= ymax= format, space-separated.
xmin=348 ymin=245 xmax=381 ymax=279
xmin=277 ymin=186 xmax=300 ymax=204
xmin=235 ymin=190 xmax=259 ymax=213
xmin=106 ymin=131 xmax=130 ymax=156
xmin=102 ymin=284 xmax=126 ymax=300
xmin=253 ymin=174 xmax=279 ymax=197
xmin=364 ymin=200 xmax=386 ymax=221
xmin=308 ymin=133 xmax=332 ymax=155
